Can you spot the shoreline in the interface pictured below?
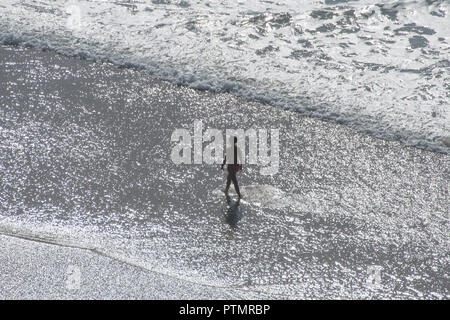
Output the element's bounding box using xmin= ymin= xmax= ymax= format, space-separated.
xmin=1 ymin=42 xmax=449 ymax=155
xmin=0 ymin=233 xmax=252 ymax=300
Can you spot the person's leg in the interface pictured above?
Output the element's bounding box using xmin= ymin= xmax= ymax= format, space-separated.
xmin=231 ymin=173 xmax=241 ymax=198
xmin=224 ymin=173 xmax=231 ymax=194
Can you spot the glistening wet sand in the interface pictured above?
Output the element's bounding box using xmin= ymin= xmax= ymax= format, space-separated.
xmin=0 ymin=45 xmax=448 ymax=299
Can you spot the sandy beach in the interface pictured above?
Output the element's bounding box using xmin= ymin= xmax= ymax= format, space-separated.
xmin=0 ymin=234 xmax=244 ymax=299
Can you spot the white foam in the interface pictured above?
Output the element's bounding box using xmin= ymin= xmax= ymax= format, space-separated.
xmin=1 ymin=0 xmax=449 ymax=153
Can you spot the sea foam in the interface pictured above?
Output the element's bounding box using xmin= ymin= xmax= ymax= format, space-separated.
xmin=1 ymin=0 xmax=449 ymax=153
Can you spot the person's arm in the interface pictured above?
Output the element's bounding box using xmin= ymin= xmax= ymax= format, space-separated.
xmin=238 ymin=148 xmax=243 ymax=170
xmin=221 ymin=155 xmax=226 ymax=170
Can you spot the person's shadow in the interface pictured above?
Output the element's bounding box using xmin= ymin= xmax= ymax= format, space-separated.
xmin=224 ymin=195 xmax=243 ymax=230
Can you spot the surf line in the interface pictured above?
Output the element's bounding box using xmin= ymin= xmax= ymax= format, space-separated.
xmin=170 ymin=120 xmax=280 ymax=175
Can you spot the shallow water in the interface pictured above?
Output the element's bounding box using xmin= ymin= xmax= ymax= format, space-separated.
xmin=0 ymin=0 xmax=449 ymax=152
xmin=0 ymin=45 xmax=448 ymax=299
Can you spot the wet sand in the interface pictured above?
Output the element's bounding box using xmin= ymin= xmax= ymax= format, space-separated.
xmin=0 ymin=233 xmax=251 ymax=299
xmin=0 ymin=45 xmax=448 ymax=299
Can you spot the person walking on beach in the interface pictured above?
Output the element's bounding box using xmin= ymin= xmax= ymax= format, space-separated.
xmin=221 ymin=136 xmax=243 ymax=199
